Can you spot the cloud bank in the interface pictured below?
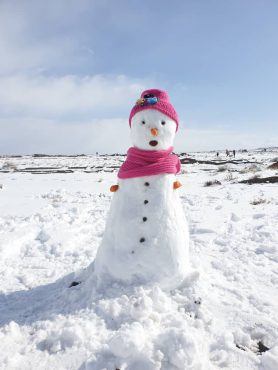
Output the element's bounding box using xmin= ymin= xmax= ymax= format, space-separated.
xmin=0 ymin=74 xmax=147 ymax=116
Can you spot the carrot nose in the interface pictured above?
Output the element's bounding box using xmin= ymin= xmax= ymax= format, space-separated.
xmin=151 ymin=128 xmax=158 ymax=137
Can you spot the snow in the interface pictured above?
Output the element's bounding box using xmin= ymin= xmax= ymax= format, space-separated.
xmin=0 ymin=149 xmax=278 ymax=369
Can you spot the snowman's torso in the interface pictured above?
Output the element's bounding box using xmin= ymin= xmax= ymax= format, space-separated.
xmin=95 ymin=173 xmax=189 ymax=289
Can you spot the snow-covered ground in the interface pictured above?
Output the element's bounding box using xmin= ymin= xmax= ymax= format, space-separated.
xmin=0 ymin=150 xmax=278 ymax=370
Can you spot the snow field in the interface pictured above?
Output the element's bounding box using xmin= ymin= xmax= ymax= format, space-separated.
xmin=0 ymin=151 xmax=278 ymax=369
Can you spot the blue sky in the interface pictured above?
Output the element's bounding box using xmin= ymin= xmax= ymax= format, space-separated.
xmin=0 ymin=0 xmax=277 ymax=154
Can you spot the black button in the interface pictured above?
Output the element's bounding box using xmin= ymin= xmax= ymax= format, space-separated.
xmin=144 ymin=200 xmax=148 ymax=204
xmin=143 ymin=217 xmax=147 ymax=222
xmin=144 ymin=182 xmax=150 ymax=186
xmin=140 ymin=238 xmax=145 ymax=243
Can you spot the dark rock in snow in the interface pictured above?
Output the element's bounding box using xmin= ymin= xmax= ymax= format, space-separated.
xmin=257 ymin=341 xmax=269 ymax=355
xmin=239 ymin=176 xmax=278 ymax=184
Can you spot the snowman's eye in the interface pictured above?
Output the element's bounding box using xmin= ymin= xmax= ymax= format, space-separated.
xmin=141 ymin=120 xmax=146 ymax=125
xmin=161 ymin=121 xmax=166 ymax=126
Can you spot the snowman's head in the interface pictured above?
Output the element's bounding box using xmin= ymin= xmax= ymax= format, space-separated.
xmin=129 ymin=89 xmax=179 ymax=151
xmin=130 ymin=109 xmax=176 ymax=150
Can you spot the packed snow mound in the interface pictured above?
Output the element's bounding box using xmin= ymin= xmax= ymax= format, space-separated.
xmin=0 ymin=263 xmax=210 ymax=369
xmin=75 ymin=281 xmax=211 ymax=370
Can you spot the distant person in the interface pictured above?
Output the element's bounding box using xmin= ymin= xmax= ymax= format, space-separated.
xmin=226 ymin=149 xmax=229 ymax=157
xmin=216 ymin=152 xmax=219 ymax=157
xmin=233 ymin=149 xmax=236 ymax=158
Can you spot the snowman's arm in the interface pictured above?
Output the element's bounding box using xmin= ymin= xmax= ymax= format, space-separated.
xmin=110 ymin=184 xmax=119 ymax=192
xmin=173 ymin=180 xmax=182 ymax=190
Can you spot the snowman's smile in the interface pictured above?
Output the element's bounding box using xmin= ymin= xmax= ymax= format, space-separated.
xmin=149 ymin=140 xmax=158 ymax=147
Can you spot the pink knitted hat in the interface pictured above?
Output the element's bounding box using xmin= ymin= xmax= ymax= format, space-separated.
xmin=129 ymin=89 xmax=179 ymax=131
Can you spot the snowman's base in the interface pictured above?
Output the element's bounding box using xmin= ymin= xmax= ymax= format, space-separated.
xmin=171 ymin=269 xmax=200 ymax=291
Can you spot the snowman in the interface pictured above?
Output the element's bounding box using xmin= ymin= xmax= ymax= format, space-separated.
xmin=94 ymin=89 xmax=189 ymax=290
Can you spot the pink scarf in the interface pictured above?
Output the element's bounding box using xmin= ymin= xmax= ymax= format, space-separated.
xmin=118 ymin=146 xmax=180 ymax=179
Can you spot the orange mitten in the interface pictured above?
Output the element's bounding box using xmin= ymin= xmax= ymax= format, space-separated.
xmin=110 ymin=184 xmax=119 ymax=192
xmin=173 ymin=180 xmax=182 ymax=190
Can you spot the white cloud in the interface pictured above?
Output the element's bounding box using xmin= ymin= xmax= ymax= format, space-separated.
xmin=0 ymin=117 xmax=130 ymax=155
xmin=0 ymin=74 xmax=148 ymax=116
